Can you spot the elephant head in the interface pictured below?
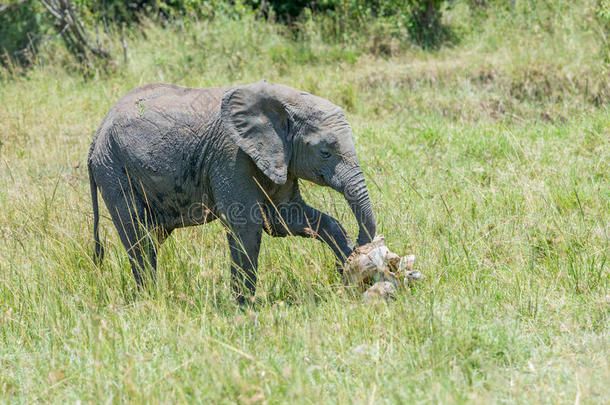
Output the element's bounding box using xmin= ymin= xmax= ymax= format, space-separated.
xmin=221 ymin=80 xmax=376 ymax=246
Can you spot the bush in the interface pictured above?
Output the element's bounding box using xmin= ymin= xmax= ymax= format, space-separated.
xmin=0 ymin=0 xmax=451 ymax=71
xmin=83 ymin=0 xmax=240 ymax=24
xmin=249 ymin=0 xmax=449 ymax=48
xmin=305 ymin=1 xmax=450 ymax=48
xmin=0 ymin=0 xmax=47 ymax=66
xmin=405 ymin=0 xmax=448 ymax=48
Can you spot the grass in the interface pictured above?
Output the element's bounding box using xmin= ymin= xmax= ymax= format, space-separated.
xmin=0 ymin=1 xmax=609 ymax=403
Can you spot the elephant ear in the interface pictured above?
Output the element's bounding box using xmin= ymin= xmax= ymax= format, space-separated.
xmin=221 ymin=80 xmax=291 ymax=185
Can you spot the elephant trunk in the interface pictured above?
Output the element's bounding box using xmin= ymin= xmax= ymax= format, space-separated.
xmin=334 ymin=164 xmax=376 ymax=247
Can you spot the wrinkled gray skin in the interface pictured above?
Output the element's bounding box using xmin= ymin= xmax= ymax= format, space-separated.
xmin=88 ymin=80 xmax=376 ymax=302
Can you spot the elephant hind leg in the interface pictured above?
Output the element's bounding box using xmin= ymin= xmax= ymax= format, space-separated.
xmin=106 ymin=193 xmax=160 ymax=287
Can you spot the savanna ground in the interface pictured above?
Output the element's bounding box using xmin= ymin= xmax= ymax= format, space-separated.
xmin=0 ymin=1 xmax=609 ymax=403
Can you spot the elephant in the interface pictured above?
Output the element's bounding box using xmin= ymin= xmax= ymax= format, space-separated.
xmin=88 ymin=80 xmax=376 ymax=302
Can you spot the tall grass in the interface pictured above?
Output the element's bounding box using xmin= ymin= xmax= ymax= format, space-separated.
xmin=0 ymin=1 xmax=608 ymax=402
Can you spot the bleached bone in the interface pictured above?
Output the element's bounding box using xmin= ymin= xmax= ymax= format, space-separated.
xmin=399 ymin=254 xmax=422 ymax=286
xmin=362 ymin=281 xmax=396 ymax=301
xmin=342 ymin=235 xmax=422 ymax=296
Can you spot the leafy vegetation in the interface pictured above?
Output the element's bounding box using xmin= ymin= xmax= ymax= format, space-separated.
xmin=0 ymin=0 xmax=608 ymax=402
xmin=1 ymin=0 xmax=453 ymax=67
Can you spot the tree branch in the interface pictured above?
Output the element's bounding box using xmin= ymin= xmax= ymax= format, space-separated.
xmin=40 ymin=0 xmax=110 ymax=62
xmin=0 ymin=0 xmax=26 ymax=16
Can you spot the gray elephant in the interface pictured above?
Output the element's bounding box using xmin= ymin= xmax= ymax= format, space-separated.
xmin=88 ymin=80 xmax=376 ymax=302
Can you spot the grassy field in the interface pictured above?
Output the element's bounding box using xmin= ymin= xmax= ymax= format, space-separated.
xmin=0 ymin=1 xmax=609 ymax=403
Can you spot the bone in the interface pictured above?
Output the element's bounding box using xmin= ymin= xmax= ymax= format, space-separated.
xmin=362 ymin=281 xmax=396 ymax=301
xmin=342 ymin=235 xmax=422 ymax=300
xmin=399 ymin=254 xmax=422 ymax=286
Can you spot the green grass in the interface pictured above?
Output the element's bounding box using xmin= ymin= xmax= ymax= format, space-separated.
xmin=0 ymin=2 xmax=609 ymax=403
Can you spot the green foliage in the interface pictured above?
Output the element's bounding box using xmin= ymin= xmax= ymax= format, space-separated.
xmin=0 ymin=0 xmax=47 ymax=66
xmin=0 ymin=0 xmax=452 ymax=68
xmin=268 ymin=0 xmax=451 ymax=48
xmin=405 ymin=0 xmax=448 ymax=48
xmin=83 ymin=0 xmax=246 ymax=24
xmin=251 ymin=0 xmax=334 ymax=20
xmin=598 ymin=0 xmax=610 ymax=61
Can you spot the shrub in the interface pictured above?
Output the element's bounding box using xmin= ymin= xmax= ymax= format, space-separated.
xmin=0 ymin=0 xmax=47 ymax=66
xmin=252 ymin=0 xmax=450 ymax=48
xmin=405 ymin=0 xmax=447 ymax=48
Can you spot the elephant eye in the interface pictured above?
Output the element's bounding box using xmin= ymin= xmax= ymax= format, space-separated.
xmin=320 ymin=148 xmax=331 ymax=159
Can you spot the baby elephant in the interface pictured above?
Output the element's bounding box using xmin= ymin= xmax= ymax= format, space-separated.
xmin=88 ymin=80 xmax=376 ymax=302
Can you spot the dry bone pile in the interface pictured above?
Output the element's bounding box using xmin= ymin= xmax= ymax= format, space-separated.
xmin=343 ymin=235 xmax=422 ymax=300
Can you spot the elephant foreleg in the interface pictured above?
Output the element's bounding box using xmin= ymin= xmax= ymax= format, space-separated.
xmin=226 ymin=225 xmax=262 ymax=304
xmin=264 ymin=202 xmax=354 ymax=269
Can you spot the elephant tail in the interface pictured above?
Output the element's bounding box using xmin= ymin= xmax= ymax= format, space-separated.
xmin=88 ymin=162 xmax=104 ymax=265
